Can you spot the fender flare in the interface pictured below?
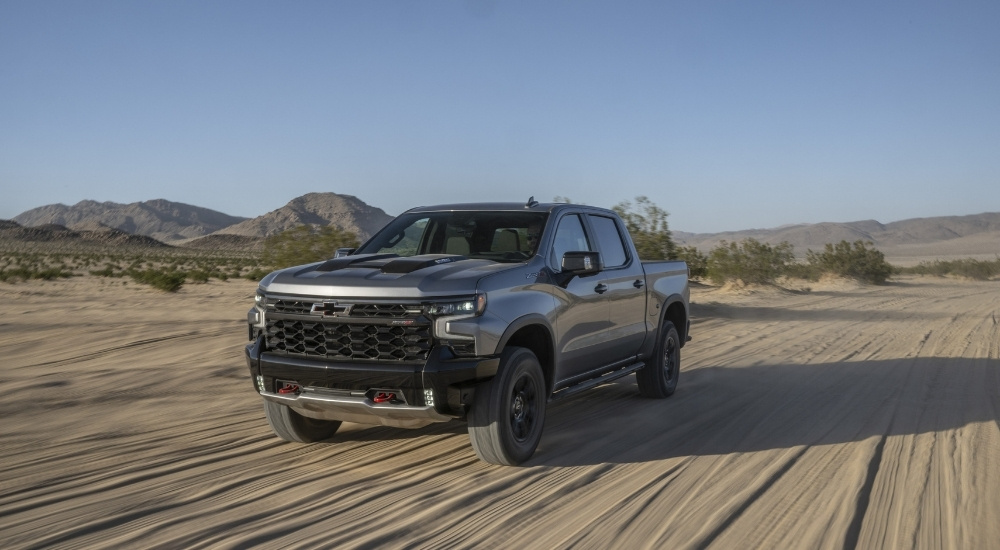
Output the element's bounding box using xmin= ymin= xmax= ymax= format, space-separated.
xmin=493 ymin=313 xmax=555 ymax=354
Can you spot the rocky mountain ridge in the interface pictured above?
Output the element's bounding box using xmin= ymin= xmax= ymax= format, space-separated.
xmin=0 ymin=220 xmax=170 ymax=249
xmin=211 ymin=192 xmax=393 ymax=242
xmin=6 ymin=195 xmax=1000 ymax=261
xmin=13 ymin=199 xmax=248 ymax=243
xmin=675 ymin=212 xmax=1000 ymax=259
xmin=11 ymin=193 xmax=393 ymax=246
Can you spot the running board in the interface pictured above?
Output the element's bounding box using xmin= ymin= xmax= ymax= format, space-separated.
xmin=548 ymin=361 xmax=645 ymax=402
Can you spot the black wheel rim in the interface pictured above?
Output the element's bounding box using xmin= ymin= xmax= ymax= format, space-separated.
xmin=509 ymin=373 xmax=538 ymax=442
xmin=662 ymin=334 xmax=677 ymax=383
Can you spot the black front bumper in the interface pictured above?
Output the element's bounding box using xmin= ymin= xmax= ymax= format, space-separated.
xmin=244 ymin=337 xmax=499 ymax=424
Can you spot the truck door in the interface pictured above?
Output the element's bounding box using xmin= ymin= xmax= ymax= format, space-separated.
xmin=550 ymin=213 xmax=611 ymax=382
xmin=587 ymin=213 xmax=648 ymax=357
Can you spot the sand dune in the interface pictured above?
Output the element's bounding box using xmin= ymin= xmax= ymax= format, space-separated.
xmin=1 ymin=275 xmax=998 ymax=549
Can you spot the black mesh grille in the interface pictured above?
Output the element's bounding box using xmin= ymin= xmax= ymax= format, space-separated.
xmin=265 ymin=319 xmax=431 ymax=362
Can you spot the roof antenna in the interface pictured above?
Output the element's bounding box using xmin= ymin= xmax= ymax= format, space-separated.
xmin=525 ymin=196 xmax=539 ymax=208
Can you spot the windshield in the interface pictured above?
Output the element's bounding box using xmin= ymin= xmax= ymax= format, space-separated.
xmin=357 ymin=211 xmax=549 ymax=263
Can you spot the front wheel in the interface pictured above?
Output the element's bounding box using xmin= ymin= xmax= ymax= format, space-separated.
xmin=467 ymin=347 xmax=546 ymax=465
xmin=263 ymin=400 xmax=341 ymax=443
xmin=636 ymin=320 xmax=680 ymax=398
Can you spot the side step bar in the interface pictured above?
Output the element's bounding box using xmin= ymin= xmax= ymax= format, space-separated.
xmin=548 ymin=361 xmax=645 ymax=402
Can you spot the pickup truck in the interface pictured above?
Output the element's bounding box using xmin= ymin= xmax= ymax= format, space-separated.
xmin=245 ymin=199 xmax=690 ymax=465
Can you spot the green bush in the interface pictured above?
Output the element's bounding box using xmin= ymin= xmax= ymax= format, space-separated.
xmin=261 ymin=225 xmax=360 ymax=269
xmin=90 ymin=265 xmax=123 ymax=277
xmin=613 ymin=196 xmax=676 ymax=260
xmin=244 ymin=267 xmax=270 ymax=281
xmin=902 ymin=258 xmax=1000 ymax=280
xmin=0 ymin=266 xmax=74 ymax=282
xmin=676 ymin=245 xmax=708 ymax=278
xmin=127 ymin=269 xmax=186 ymax=292
xmin=187 ymin=269 xmax=210 ymax=284
xmin=805 ymin=240 xmax=893 ymax=284
xmin=707 ymin=238 xmax=794 ymax=285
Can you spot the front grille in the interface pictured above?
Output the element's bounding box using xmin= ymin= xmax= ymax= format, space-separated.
xmin=271 ymin=299 xmax=313 ymax=315
xmin=263 ymin=297 xmax=433 ymax=362
xmin=265 ymin=320 xmax=431 ymax=361
xmin=266 ymin=299 xmax=418 ymax=318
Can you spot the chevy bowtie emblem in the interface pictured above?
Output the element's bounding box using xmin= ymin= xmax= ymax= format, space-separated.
xmin=311 ymin=302 xmax=351 ymax=316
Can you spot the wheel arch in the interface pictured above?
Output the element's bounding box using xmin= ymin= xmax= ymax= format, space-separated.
xmin=494 ymin=314 xmax=555 ymax=395
xmin=663 ymin=296 xmax=688 ymax=347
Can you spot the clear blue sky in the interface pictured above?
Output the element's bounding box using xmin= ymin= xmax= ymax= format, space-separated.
xmin=2 ymin=1 xmax=998 ymax=233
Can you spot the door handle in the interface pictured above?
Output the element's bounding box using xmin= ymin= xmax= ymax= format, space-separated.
xmin=633 ymin=280 xmax=644 ymax=289
xmin=595 ymin=284 xmax=608 ymax=294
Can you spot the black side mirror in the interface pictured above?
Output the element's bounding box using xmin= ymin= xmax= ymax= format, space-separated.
xmin=334 ymin=248 xmax=356 ymax=258
xmin=561 ymin=251 xmax=602 ymax=276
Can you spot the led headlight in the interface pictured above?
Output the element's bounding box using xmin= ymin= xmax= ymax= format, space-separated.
xmin=425 ymin=293 xmax=486 ymax=317
xmin=255 ymin=289 xmax=266 ymax=306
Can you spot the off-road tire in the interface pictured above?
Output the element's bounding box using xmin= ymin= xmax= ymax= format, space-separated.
xmin=637 ymin=320 xmax=680 ymax=398
xmin=263 ymin=400 xmax=341 ymax=443
xmin=467 ymin=347 xmax=546 ymax=465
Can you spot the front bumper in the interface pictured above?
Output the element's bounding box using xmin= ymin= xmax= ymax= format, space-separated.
xmin=245 ymin=337 xmax=499 ymax=429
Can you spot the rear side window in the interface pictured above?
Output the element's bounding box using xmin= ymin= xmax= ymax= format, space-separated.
xmin=588 ymin=215 xmax=628 ymax=268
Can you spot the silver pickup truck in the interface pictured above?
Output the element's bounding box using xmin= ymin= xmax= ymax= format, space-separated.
xmin=245 ymin=199 xmax=690 ymax=465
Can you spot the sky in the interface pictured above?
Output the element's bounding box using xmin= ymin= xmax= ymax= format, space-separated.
xmin=1 ymin=1 xmax=998 ymax=234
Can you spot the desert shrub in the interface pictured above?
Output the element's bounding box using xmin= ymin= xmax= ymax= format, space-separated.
xmin=805 ymin=240 xmax=893 ymax=284
xmin=902 ymin=258 xmax=1000 ymax=280
xmin=187 ymin=269 xmax=210 ymax=283
xmin=90 ymin=264 xmax=124 ymax=277
xmin=0 ymin=267 xmax=32 ymax=282
xmin=0 ymin=266 xmax=74 ymax=282
xmin=262 ymin=225 xmax=360 ymax=269
xmin=34 ymin=268 xmax=75 ymax=280
xmin=613 ymin=196 xmax=676 ymax=260
xmin=782 ymin=261 xmax=822 ymax=281
xmin=244 ymin=267 xmax=270 ymax=281
xmin=676 ymin=245 xmax=708 ymax=278
xmin=127 ymin=269 xmax=186 ymax=292
xmin=708 ymin=238 xmax=794 ymax=285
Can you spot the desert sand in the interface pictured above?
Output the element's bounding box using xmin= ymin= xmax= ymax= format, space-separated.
xmin=1 ymin=275 xmax=998 ymax=549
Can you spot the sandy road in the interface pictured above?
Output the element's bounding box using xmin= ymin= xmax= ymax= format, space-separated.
xmin=1 ymin=275 xmax=998 ymax=549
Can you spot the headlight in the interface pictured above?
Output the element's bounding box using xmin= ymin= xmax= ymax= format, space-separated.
xmin=425 ymin=293 xmax=486 ymax=317
xmin=255 ymin=289 xmax=266 ymax=307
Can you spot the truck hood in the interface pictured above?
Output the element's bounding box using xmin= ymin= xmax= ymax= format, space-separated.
xmin=260 ymin=254 xmax=518 ymax=299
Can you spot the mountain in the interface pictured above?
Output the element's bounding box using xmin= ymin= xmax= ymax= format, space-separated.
xmin=12 ymin=199 xmax=247 ymax=244
xmin=0 ymin=220 xmax=169 ymax=249
xmin=9 ymin=192 xmax=999 ymax=263
xmin=212 ymin=192 xmax=394 ymax=241
xmin=676 ymin=212 xmax=1000 ymax=261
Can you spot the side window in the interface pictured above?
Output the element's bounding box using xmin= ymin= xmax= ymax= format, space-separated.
xmin=588 ymin=215 xmax=628 ymax=268
xmin=551 ymin=214 xmax=592 ymax=269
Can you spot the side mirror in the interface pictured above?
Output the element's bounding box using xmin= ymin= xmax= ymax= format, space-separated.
xmin=561 ymin=251 xmax=602 ymax=276
xmin=334 ymin=248 xmax=356 ymax=258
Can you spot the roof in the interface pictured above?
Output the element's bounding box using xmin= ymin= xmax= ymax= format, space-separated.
xmin=404 ymin=202 xmax=615 ymax=215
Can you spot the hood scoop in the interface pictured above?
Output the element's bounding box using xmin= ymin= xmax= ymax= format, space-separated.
xmin=380 ymin=255 xmax=467 ymax=274
xmin=313 ymin=254 xmax=400 ymax=272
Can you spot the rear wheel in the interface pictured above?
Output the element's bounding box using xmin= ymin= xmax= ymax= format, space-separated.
xmin=637 ymin=320 xmax=680 ymax=398
xmin=468 ymin=347 xmax=546 ymax=465
xmin=263 ymin=400 xmax=341 ymax=443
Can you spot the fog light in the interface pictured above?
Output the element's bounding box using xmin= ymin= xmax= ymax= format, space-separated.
xmin=423 ymin=389 xmax=435 ymax=407
xmin=256 ymin=375 xmax=265 ymax=393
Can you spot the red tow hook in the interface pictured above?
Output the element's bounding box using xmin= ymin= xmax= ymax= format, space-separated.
xmin=277 ymin=384 xmax=300 ymax=395
xmin=373 ymin=392 xmax=396 ymax=404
